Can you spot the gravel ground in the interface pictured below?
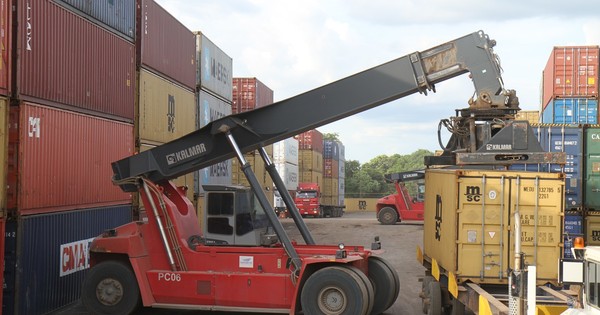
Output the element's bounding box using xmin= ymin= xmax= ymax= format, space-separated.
xmin=53 ymin=211 xmax=426 ymax=315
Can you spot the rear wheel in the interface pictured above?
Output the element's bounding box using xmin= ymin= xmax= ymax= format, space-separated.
xmin=378 ymin=207 xmax=398 ymax=225
xmin=301 ymin=266 xmax=372 ymax=315
xmin=421 ymin=276 xmax=434 ymax=314
xmin=81 ymin=260 xmax=141 ymax=315
xmin=368 ymin=256 xmax=400 ymax=315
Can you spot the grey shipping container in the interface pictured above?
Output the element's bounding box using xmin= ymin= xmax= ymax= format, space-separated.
xmin=5 ymin=205 xmax=132 ymax=315
xmin=194 ymin=90 xmax=232 ymax=194
xmin=195 ymin=32 xmax=233 ymax=101
xmin=55 ymin=0 xmax=136 ymax=39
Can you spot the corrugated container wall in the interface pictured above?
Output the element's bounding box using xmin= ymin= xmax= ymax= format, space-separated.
xmin=137 ymin=68 xmax=196 ymax=144
xmin=423 ymin=169 xmax=564 ymax=286
xmin=16 ymin=0 xmax=135 ymax=120
xmin=0 ymin=0 xmax=10 ymax=96
xmin=542 ymin=46 xmax=599 ymax=108
xmin=322 ymin=177 xmax=339 ymax=205
xmin=585 ymin=127 xmax=600 ymax=210
xmin=195 ymin=32 xmax=233 ymax=101
xmin=55 ymin=0 xmax=136 ymax=39
xmin=195 ymin=90 xmax=232 ymax=194
xmin=585 ymin=215 xmax=600 ymax=246
xmin=273 ymin=138 xmax=299 ymax=166
xmin=338 ymin=178 xmax=345 ymax=206
xmin=7 ymin=103 xmax=134 ymax=215
xmin=324 ymin=159 xmax=339 ymax=178
xmin=295 ymin=130 xmax=324 ymax=153
xmin=232 ymin=77 xmax=274 ymax=113
xmin=339 ymin=159 xmax=345 ymax=179
xmin=137 ymin=0 xmax=196 ymax=90
xmin=0 ymin=97 xmax=7 ymax=215
xmin=299 ymin=150 xmax=323 ymax=173
xmin=9 ymin=205 xmax=132 ymax=315
xmin=541 ymin=98 xmax=598 ymax=124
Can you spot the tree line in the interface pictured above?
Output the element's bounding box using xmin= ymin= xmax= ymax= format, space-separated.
xmin=323 ymin=133 xmax=432 ymax=198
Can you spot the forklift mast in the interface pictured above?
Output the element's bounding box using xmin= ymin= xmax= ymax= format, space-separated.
xmin=112 ymin=30 xmax=562 ymax=190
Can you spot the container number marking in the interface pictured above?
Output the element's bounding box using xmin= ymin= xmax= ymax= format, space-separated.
xmin=158 ymin=272 xmax=181 ymax=282
xmin=435 ymin=195 xmax=442 ymax=241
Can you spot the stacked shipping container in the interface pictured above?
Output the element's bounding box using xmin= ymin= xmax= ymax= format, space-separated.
xmin=296 ymin=130 xmax=324 ymax=186
xmin=4 ymin=1 xmax=137 ymax=314
xmin=541 ymin=46 xmax=599 ymax=123
xmin=323 ymin=140 xmax=345 ymax=207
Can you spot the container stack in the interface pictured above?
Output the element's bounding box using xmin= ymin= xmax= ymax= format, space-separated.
xmin=273 ymin=138 xmax=300 ymax=200
xmin=4 ymin=1 xmax=137 ymax=314
xmin=230 ymin=77 xmax=275 ymax=206
xmin=135 ymin=0 xmax=197 ymax=206
xmin=323 ymin=140 xmax=342 ymax=209
xmin=296 ymin=130 xmax=324 ymax=186
xmin=338 ymin=142 xmax=346 ymax=207
xmin=541 ymin=46 xmax=599 ymax=124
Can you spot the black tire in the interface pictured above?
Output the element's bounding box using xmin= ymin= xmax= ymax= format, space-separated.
xmin=421 ymin=276 xmax=434 ymax=314
xmin=343 ymin=265 xmax=375 ymax=315
xmin=378 ymin=207 xmax=398 ymax=225
xmin=427 ymin=281 xmax=442 ymax=315
xmin=301 ymin=266 xmax=371 ymax=315
xmin=449 ymin=298 xmax=465 ymax=315
xmin=82 ymin=260 xmax=141 ymax=315
xmin=368 ymin=257 xmax=399 ymax=315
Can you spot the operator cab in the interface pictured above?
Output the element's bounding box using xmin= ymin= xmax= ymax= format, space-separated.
xmin=203 ymin=185 xmax=277 ymax=246
xmin=416 ymin=183 xmax=425 ymax=202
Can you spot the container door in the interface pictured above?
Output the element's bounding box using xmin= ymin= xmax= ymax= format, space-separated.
xmin=508 ymin=176 xmax=563 ymax=283
xmin=457 ymin=175 xmax=508 ymax=281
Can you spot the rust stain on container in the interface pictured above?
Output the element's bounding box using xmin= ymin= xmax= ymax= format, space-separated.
xmin=423 ymin=169 xmax=564 ymax=286
xmin=137 ymin=68 xmax=196 ymax=144
xmin=7 ymin=102 xmax=134 ymax=215
xmin=16 ymin=0 xmax=135 ymax=120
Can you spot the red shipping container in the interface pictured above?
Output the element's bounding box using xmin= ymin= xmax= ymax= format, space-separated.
xmin=294 ymin=129 xmax=323 ymax=153
xmin=0 ymin=0 xmax=11 ymax=96
xmin=15 ymin=0 xmax=135 ymax=120
xmin=542 ymin=46 xmax=599 ymax=109
xmin=137 ymin=0 xmax=196 ymax=90
xmin=324 ymin=159 xmax=339 ymax=178
xmin=232 ymin=77 xmax=274 ymax=113
xmin=7 ymin=102 xmax=134 ymax=215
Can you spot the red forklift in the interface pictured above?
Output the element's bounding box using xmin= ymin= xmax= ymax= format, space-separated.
xmin=80 ymin=31 xmax=557 ymax=314
xmin=376 ymin=170 xmax=425 ymax=224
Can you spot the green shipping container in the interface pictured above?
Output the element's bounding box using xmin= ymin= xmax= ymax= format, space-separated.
xmin=585 ymin=127 xmax=600 ymax=210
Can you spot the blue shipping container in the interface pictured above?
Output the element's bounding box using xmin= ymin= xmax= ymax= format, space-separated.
xmin=541 ymin=98 xmax=598 ymax=124
xmin=6 ymin=205 xmax=132 ymax=315
xmin=324 ymin=140 xmax=341 ymax=160
xmin=544 ymin=126 xmax=584 ymax=209
xmin=564 ymin=213 xmax=584 ymax=259
xmin=55 ymin=0 xmax=136 ymax=39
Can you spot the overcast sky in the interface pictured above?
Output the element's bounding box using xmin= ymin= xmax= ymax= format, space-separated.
xmin=156 ymin=0 xmax=600 ymax=163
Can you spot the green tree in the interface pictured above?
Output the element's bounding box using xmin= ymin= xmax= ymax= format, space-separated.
xmin=323 ymin=132 xmax=341 ymax=142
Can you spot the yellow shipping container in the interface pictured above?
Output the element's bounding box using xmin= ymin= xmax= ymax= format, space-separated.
xmin=0 ymin=97 xmax=7 ymax=216
xmin=322 ymin=177 xmax=339 ymax=205
xmin=231 ymin=154 xmax=274 ymax=208
xmin=300 ymin=171 xmax=323 ymax=186
xmin=586 ymin=214 xmax=600 ymax=245
xmin=137 ymin=68 xmax=196 ymax=144
xmin=424 ymin=169 xmax=564 ymax=285
xmin=298 ymin=149 xmax=322 ymax=172
xmin=515 ymin=110 xmax=540 ymax=124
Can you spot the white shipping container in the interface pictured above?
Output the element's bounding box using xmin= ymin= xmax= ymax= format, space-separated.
xmin=195 ymin=90 xmax=233 ymax=194
xmin=195 ymin=32 xmax=233 ymax=101
xmin=273 ymin=138 xmax=299 ymax=165
xmin=275 ymin=162 xmax=299 ymax=191
xmin=338 ymin=159 xmax=345 ymax=179
xmin=338 ymin=178 xmax=345 ymax=206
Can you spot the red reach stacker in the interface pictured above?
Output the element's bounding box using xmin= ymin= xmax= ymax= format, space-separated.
xmin=81 ymin=31 xmax=560 ymax=314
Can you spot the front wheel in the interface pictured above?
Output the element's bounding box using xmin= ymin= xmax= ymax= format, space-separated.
xmin=81 ymin=260 xmax=141 ymax=315
xmin=368 ymin=257 xmax=400 ymax=315
xmin=378 ymin=207 xmax=398 ymax=225
xmin=301 ymin=266 xmax=372 ymax=315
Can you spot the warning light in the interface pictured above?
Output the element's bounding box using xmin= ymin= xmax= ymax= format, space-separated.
xmin=574 ymin=237 xmax=585 ymax=249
